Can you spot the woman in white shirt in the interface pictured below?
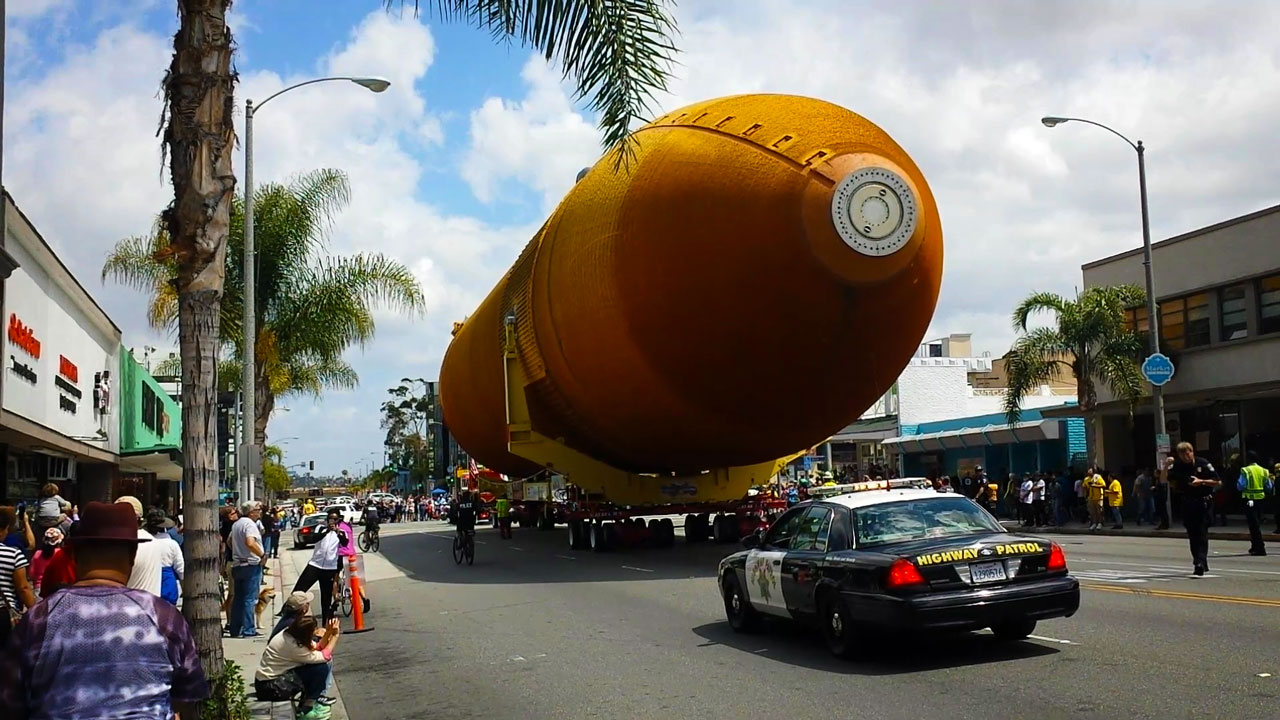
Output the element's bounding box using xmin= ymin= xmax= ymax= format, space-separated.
xmin=255 ymin=615 xmax=340 ymax=718
xmin=291 ymin=512 xmax=347 ymax=623
xmin=145 ymin=509 xmax=185 ymax=605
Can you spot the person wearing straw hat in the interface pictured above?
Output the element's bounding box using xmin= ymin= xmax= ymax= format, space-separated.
xmin=114 ymin=495 xmax=162 ymax=597
xmin=0 ymin=501 xmax=208 ymax=718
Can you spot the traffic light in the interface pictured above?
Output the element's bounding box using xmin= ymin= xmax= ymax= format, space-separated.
xmin=309 ymin=460 xmax=315 ymax=471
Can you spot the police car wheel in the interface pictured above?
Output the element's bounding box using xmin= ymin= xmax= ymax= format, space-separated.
xmin=722 ymin=574 xmax=761 ymax=633
xmin=991 ymin=617 xmax=1036 ymax=642
xmin=820 ymin=595 xmax=856 ymax=658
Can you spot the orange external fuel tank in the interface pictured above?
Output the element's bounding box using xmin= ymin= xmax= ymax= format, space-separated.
xmin=440 ymin=94 xmax=944 ymax=479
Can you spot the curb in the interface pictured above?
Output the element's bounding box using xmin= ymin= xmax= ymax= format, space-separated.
xmin=1002 ymin=522 xmax=1280 ymax=543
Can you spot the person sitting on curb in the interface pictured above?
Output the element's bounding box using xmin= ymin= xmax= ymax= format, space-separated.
xmin=255 ymin=615 xmax=341 ymax=719
xmin=272 ymin=590 xmax=314 ymax=640
xmin=0 ymin=501 xmax=208 ymax=719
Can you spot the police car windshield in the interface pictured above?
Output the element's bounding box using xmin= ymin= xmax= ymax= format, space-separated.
xmin=852 ymin=497 xmax=1003 ymax=549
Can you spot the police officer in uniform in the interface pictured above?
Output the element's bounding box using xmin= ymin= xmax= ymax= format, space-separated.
xmin=1161 ymin=441 xmax=1220 ymax=576
xmin=1237 ymin=452 xmax=1273 ymax=556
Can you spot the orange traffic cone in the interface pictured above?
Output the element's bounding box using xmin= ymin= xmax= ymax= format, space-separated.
xmin=345 ymin=554 xmax=374 ymax=634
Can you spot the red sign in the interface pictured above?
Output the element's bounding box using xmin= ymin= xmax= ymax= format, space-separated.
xmin=58 ymin=355 xmax=78 ymax=384
xmin=7 ymin=314 xmax=40 ymax=359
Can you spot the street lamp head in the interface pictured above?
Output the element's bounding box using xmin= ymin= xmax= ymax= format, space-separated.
xmin=352 ymin=77 xmax=391 ymax=93
xmin=1041 ymin=116 xmax=1069 ymax=128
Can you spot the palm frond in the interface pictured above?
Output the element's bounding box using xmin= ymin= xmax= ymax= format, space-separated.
xmin=1011 ymin=290 xmax=1070 ymax=332
xmin=392 ymin=0 xmax=678 ymax=163
xmin=152 ymin=353 xmax=183 ymax=377
xmin=101 ymin=220 xmax=180 ymax=331
xmin=1003 ymin=327 xmax=1071 ymax=424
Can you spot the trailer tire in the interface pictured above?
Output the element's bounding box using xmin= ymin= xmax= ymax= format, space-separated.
xmin=568 ymin=520 xmax=582 ymax=550
xmin=605 ymin=522 xmax=621 ymax=549
xmin=588 ymin=523 xmax=603 ymax=551
xmin=659 ymin=518 xmax=675 ymax=546
xmin=684 ymin=515 xmax=698 ymax=543
xmin=712 ymin=515 xmax=727 ymax=543
xmin=647 ymin=519 xmax=661 ymax=544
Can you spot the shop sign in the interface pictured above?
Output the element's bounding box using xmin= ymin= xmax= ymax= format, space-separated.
xmin=7 ymin=314 xmax=41 ymax=358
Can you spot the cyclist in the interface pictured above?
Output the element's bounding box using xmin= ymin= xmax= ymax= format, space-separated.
xmin=451 ymin=490 xmax=479 ymax=546
xmin=361 ymin=502 xmax=380 ymax=548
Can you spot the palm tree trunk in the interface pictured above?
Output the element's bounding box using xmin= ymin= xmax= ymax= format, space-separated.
xmin=254 ymin=372 xmax=272 ymax=448
xmin=164 ymin=0 xmax=237 ymax=683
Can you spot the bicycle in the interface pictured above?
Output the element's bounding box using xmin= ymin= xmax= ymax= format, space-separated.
xmin=452 ymin=528 xmax=475 ymax=565
xmin=358 ymin=527 xmax=381 ymax=553
xmin=331 ymin=562 xmax=372 ymax=618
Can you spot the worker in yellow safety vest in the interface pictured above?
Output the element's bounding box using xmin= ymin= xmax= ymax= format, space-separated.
xmin=496 ymin=497 xmax=513 ymax=540
xmin=1237 ymin=452 xmax=1273 ymax=556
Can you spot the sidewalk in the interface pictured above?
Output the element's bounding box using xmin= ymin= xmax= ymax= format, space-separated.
xmin=1001 ymin=519 xmax=1280 ymax=542
xmin=222 ymin=545 xmax=350 ymax=719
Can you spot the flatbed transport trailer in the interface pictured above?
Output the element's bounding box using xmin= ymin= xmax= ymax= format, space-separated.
xmin=510 ymin=488 xmax=788 ymax=551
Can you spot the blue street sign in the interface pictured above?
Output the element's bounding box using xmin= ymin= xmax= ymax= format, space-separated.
xmin=1141 ymin=353 xmax=1176 ymax=386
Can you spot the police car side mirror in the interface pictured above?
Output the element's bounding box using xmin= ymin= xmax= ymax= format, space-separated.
xmin=742 ymin=532 xmax=761 ymax=550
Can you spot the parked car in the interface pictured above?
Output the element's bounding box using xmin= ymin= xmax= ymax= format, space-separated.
xmin=293 ymin=513 xmax=328 ymax=549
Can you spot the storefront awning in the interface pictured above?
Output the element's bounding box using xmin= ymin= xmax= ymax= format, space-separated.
xmin=120 ymin=448 xmax=183 ymax=482
xmin=882 ymin=419 xmax=1061 ymax=453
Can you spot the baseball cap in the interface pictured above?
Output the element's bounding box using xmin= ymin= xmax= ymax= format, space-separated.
xmin=285 ymin=590 xmax=314 ymax=612
xmin=114 ymin=495 xmax=144 ymax=519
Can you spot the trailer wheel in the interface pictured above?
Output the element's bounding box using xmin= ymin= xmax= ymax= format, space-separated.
xmin=605 ymin=522 xmax=621 ymax=549
xmin=588 ymin=523 xmax=603 ymax=551
xmin=647 ymin=519 xmax=661 ymax=544
xmin=568 ymin=520 xmax=582 ymax=550
xmin=683 ymin=515 xmax=698 ymax=543
xmin=659 ymin=518 xmax=675 ymax=547
xmin=712 ymin=515 xmax=727 ymax=543
xmin=693 ymin=514 xmax=709 ymax=543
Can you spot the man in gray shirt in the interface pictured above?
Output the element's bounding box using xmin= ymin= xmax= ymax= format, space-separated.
xmin=226 ymin=502 xmax=265 ymax=638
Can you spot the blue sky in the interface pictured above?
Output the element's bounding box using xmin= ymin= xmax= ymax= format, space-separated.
xmin=6 ymin=1 xmax=1280 ymax=477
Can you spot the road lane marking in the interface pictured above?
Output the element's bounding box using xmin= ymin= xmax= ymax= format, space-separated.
xmin=1258 ymin=673 xmax=1273 ymax=678
xmin=555 ymin=555 xmax=577 ymax=561
xmin=621 ymin=565 xmax=655 ymax=573
xmin=1028 ymin=634 xmax=1076 ymax=645
xmin=509 ymin=547 xmax=524 ymax=551
xmin=1083 ymin=583 xmax=1280 ymax=608
xmin=1074 ymin=559 xmax=1280 ymax=576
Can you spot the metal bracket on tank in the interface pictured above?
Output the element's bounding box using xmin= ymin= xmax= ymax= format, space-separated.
xmin=500 ymin=326 xmax=790 ymax=506
xmin=829 ymin=166 xmax=918 ymax=257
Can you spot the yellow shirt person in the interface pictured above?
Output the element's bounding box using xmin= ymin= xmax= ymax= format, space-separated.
xmin=1085 ymin=474 xmax=1106 ymax=503
xmin=1106 ymin=478 xmax=1124 ymax=508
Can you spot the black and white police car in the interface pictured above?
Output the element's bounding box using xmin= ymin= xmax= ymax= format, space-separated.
xmin=718 ymin=479 xmax=1080 ymax=657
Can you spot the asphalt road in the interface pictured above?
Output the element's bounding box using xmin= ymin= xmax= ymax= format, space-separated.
xmin=323 ymin=521 xmax=1279 ymax=720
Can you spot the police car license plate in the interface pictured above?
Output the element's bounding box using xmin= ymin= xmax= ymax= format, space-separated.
xmin=970 ymin=561 xmax=1007 ymax=584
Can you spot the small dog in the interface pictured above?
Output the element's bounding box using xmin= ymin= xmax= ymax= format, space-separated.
xmin=254 ymin=586 xmax=278 ymax=629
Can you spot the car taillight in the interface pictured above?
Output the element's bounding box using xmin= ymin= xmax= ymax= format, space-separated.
xmin=886 ymin=558 xmax=926 ymax=589
xmin=1048 ymin=543 xmax=1067 ymax=571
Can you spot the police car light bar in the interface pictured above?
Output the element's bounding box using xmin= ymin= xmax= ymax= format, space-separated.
xmin=807 ymin=478 xmax=932 ymax=497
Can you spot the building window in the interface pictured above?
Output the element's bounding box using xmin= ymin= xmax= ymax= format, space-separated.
xmin=1260 ymin=274 xmax=1280 ymax=336
xmin=1124 ymin=306 xmax=1149 ymax=334
xmin=927 ymin=343 xmax=943 ymax=357
xmin=1160 ymin=293 xmax=1210 ymax=350
xmin=1220 ymin=285 xmax=1248 ymax=341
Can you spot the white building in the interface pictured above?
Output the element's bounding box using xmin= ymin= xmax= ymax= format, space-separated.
xmin=1 ymin=192 xmax=122 ymax=503
xmin=828 ymin=333 xmax=1075 ymax=474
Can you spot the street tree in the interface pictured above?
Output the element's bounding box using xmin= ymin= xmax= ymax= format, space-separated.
xmin=380 ymin=381 xmax=437 ymax=491
xmin=103 ymin=169 xmax=425 ymax=448
xmin=1004 ymin=285 xmax=1148 ymax=462
xmin=262 ymin=445 xmax=291 ymax=499
xmin=160 ymin=0 xmax=677 ymax=680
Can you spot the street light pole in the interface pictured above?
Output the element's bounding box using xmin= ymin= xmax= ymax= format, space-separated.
xmin=1042 ymin=116 xmax=1168 ymax=494
xmin=240 ymin=76 xmax=390 ymax=505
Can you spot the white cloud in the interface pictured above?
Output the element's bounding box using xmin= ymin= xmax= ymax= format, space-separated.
xmin=460 ymin=56 xmax=601 ymax=209
xmin=7 ymin=0 xmax=72 ymax=19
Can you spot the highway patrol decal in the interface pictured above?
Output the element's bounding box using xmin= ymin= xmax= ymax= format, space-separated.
xmin=915 ymin=542 xmax=1044 ymax=566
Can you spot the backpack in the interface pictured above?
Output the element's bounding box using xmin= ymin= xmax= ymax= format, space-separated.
xmin=254 ymin=674 xmax=304 ymax=702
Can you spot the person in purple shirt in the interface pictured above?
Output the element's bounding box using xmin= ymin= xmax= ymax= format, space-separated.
xmin=0 ymin=501 xmax=209 ymax=719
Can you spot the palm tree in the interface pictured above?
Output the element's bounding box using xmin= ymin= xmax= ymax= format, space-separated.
xmin=103 ymin=169 xmax=425 ymax=447
xmin=163 ymin=0 xmax=678 ymax=678
xmin=1004 ymin=285 xmax=1148 ymax=462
